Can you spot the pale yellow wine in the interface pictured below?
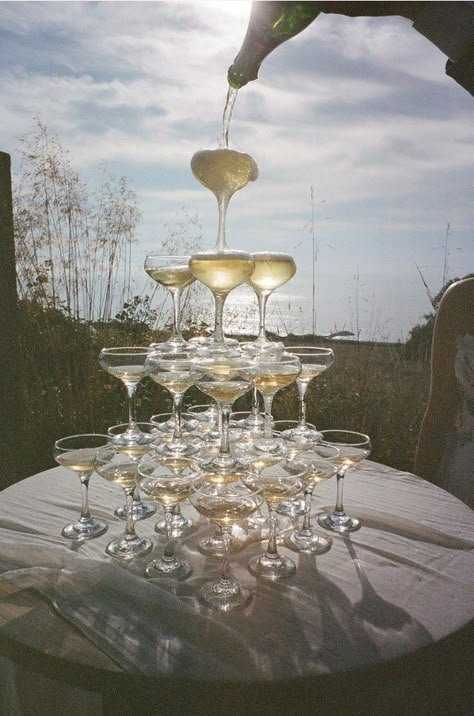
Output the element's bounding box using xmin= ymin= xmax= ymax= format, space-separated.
xmin=254 ymin=366 xmax=300 ymax=395
xmin=194 ymin=496 xmax=257 ymax=527
xmin=145 ymin=265 xmax=195 ymax=290
xmin=96 ymin=462 xmax=138 ymax=489
xmin=189 ymin=253 xmax=255 ymax=294
xmin=107 ymin=364 xmax=147 ymax=381
xmin=56 ymin=449 xmax=97 ymax=473
xmin=191 ymin=148 xmax=258 ymax=197
xmin=248 ymin=253 xmax=296 ymax=292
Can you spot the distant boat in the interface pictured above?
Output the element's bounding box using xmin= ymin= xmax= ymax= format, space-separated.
xmin=324 ymin=330 xmax=356 ymax=340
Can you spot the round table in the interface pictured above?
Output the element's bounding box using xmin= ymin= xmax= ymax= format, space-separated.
xmin=0 ymin=461 xmax=472 ymax=714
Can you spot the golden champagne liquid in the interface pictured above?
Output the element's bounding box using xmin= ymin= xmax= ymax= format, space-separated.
xmin=196 ymin=380 xmax=251 ymax=404
xmin=145 ymin=265 xmax=195 ymax=290
xmin=195 ymin=496 xmax=257 ymax=527
xmin=191 ymin=148 xmax=258 ymax=198
xmin=248 ymin=253 xmax=296 ymax=292
xmin=254 ymin=366 xmax=300 ymax=395
xmin=153 ymin=373 xmax=193 ymax=394
xmin=56 ymin=449 xmax=97 ymax=473
xmin=189 ymin=253 xmax=255 ymax=293
xmin=299 ymin=364 xmax=328 ymax=382
xmin=96 ymin=463 xmax=138 ymax=489
xmin=260 ymin=478 xmax=301 ymax=505
xmin=140 ymin=479 xmax=193 ymax=507
xmin=332 ymin=448 xmax=370 ymax=468
xmin=107 ymin=364 xmax=146 ymax=381
xmin=202 ymin=471 xmax=242 ymax=485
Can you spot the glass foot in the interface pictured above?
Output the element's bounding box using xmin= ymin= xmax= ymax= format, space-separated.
xmin=198 ymin=523 xmax=250 ymax=557
xmin=114 ymin=500 xmax=156 ymax=521
xmin=145 ymin=557 xmax=192 ymax=580
xmin=248 ymin=552 xmax=296 ymax=580
xmin=198 ymin=579 xmax=252 ymax=611
xmin=317 ymin=511 xmax=361 ymax=533
xmin=155 ymin=514 xmax=198 ymax=538
xmin=281 ymin=425 xmax=322 ymax=445
xmin=105 ymin=535 xmax=153 ymax=559
xmin=153 ymin=439 xmax=201 ymax=457
xmin=285 ymin=530 xmax=333 ymax=554
xmin=253 ymin=439 xmax=287 ymax=457
xmin=62 ymin=518 xmax=107 ymax=541
xmin=277 ymin=496 xmax=306 ymax=518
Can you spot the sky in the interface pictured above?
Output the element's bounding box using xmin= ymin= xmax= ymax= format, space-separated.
xmin=1 ymin=0 xmax=473 ymax=342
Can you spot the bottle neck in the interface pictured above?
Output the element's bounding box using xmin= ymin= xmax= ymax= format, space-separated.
xmin=228 ymin=1 xmax=321 ymax=89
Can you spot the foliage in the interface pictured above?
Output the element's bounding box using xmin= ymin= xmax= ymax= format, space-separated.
xmin=14 ymin=118 xmax=140 ymax=322
xmin=405 ymin=273 xmax=474 ymax=362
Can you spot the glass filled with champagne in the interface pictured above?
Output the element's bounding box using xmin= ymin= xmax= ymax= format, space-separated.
xmin=144 ymin=254 xmax=195 ymax=352
xmin=53 ymin=433 xmax=110 ymax=541
xmin=190 ymin=478 xmax=263 ymax=610
xmin=317 ymin=430 xmax=372 ymax=533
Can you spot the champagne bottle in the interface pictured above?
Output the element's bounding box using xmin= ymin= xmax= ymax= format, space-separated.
xmin=228 ymin=1 xmax=321 ymax=89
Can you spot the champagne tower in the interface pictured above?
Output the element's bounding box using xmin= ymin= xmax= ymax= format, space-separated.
xmin=228 ymin=1 xmax=321 ymax=89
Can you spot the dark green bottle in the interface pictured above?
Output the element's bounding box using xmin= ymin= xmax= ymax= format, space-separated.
xmin=228 ymin=1 xmax=321 ymax=89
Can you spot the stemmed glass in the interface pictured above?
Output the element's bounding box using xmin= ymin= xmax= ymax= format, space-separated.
xmin=145 ymin=351 xmax=201 ymax=457
xmin=107 ymin=422 xmax=157 ymax=521
xmin=138 ymin=456 xmax=201 ymax=579
xmin=98 ymin=346 xmax=153 ymax=445
xmin=53 ymin=433 xmax=110 ymax=540
xmin=190 ymin=478 xmax=263 ymax=610
xmin=191 ymin=355 xmax=256 ymax=473
xmin=317 ymin=430 xmax=372 ymax=533
xmin=189 ymin=249 xmax=254 ymax=355
xmin=281 ymin=346 xmax=335 ymax=443
xmin=252 ymin=353 xmax=301 ymax=455
xmin=243 ymin=463 xmax=305 ymax=580
xmin=94 ymin=446 xmax=153 ymax=559
xmin=283 ymin=445 xmax=339 ymax=554
xmin=244 ymin=252 xmax=296 ymax=353
xmin=144 ymin=254 xmax=195 ymax=351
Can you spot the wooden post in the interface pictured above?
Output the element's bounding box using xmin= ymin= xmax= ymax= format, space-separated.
xmin=0 ymin=151 xmax=23 ymax=486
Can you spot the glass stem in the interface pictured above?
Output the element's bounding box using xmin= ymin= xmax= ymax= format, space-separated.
xmin=251 ymin=386 xmax=260 ymax=417
xmin=213 ymin=292 xmax=228 ymax=345
xmin=265 ymin=507 xmax=279 ymax=559
xmin=169 ymin=288 xmax=183 ymax=340
xmin=78 ymin=472 xmax=91 ymax=522
xmin=163 ymin=509 xmax=177 ymax=563
xmin=220 ymin=404 xmax=232 ymax=456
xmin=334 ymin=469 xmax=346 ymax=515
xmin=256 ymin=290 xmax=270 ymax=343
xmin=301 ymin=487 xmax=314 ymax=532
xmin=297 ymin=379 xmax=308 ymax=427
xmin=125 ymin=382 xmax=138 ymax=430
xmin=215 ymin=194 xmax=230 ymax=251
xmin=220 ymin=527 xmax=232 ymax=584
xmin=173 ymin=393 xmax=183 ymax=440
xmin=263 ymin=394 xmax=274 ymax=440
xmin=124 ymin=487 xmax=137 ymax=539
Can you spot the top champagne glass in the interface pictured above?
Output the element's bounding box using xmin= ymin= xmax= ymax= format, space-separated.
xmin=144 ymin=254 xmax=195 ymax=352
xmin=244 ymin=252 xmax=296 ymax=354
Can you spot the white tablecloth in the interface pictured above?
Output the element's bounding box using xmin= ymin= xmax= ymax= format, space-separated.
xmin=0 ymin=462 xmax=472 ymax=714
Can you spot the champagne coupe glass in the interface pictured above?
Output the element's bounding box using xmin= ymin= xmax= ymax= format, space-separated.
xmin=138 ymin=456 xmax=201 ymax=579
xmin=244 ymin=252 xmax=296 ymax=353
xmin=94 ymin=446 xmax=153 ymax=559
xmin=283 ymin=445 xmax=339 ymax=554
xmin=53 ymin=434 xmax=110 ymax=541
xmin=107 ymin=422 xmax=157 ymax=521
xmin=281 ymin=346 xmax=335 ymax=443
xmin=317 ymin=430 xmax=372 ymax=533
xmin=189 ymin=249 xmax=254 ymax=355
xmin=144 ymin=254 xmax=195 ymax=351
xmin=191 ymin=355 xmax=256 ymax=473
xmin=99 ymin=346 xmax=153 ymax=445
xmin=190 ymin=478 xmax=263 ymax=610
xmin=243 ymin=463 xmax=305 ymax=580
xmin=252 ymin=353 xmax=301 ymax=455
xmin=145 ymin=351 xmax=201 ymax=457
